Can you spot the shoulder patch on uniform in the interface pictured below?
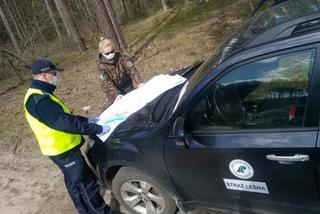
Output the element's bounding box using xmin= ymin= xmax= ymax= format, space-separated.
xmin=126 ymin=61 xmax=134 ymax=68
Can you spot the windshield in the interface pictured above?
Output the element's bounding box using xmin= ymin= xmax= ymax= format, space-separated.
xmin=152 ymin=83 xmax=187 ymax=122
xmin=173 ymin=0 xmax=320 ymax=112
xmin=177 ymin=45 xmax=223 ymax=103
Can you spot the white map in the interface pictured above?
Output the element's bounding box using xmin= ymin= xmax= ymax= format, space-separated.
xmin=97 ymin=74 xmax=187 ymax=141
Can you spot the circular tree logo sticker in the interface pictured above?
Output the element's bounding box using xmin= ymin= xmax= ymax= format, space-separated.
xmin=229 ymin=159 xmax=254 ymax=179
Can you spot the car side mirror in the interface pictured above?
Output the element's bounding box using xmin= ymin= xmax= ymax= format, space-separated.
xmin=173 ymin=117 xmax=190 ymax=148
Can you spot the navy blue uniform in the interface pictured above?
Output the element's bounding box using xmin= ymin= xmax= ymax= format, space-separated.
xmin=26 ymin=80 xmax=112 ymax=214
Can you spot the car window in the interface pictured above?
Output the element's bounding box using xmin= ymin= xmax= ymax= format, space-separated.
xmin=188 ymin=49 xmax=316 ymax=132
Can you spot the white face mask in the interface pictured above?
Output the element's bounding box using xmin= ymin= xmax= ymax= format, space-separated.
xmin=103 ymin=52 xmax=115 ymax=60
xmin=49 ymin=76 xmax=59 ymax=86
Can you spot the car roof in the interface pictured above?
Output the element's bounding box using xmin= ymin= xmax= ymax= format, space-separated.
xmin=217 ymin=0 xmax=320 ymax=64
xmin=250 ymin=0 xmax=291 ymax=17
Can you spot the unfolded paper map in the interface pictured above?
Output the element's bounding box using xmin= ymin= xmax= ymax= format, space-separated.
xmin=97 ymin=74 xmax=187 ymax=141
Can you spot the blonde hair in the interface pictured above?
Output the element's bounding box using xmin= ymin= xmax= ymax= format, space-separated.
xmin=99 ymin=37 xmax=114 ymax=52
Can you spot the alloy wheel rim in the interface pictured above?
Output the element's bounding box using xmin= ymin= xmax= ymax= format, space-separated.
xmin=120 ymin=180 xmax=166 ymax=214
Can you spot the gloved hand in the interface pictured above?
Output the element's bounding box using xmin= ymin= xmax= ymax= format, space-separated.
xmin=89 ymin=116 xmax=99 ymax=123
xmin=101 ymin=124 xmax=111 ymax=134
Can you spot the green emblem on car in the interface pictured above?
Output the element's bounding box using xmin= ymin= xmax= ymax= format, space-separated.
xmin=237 ymin=166 xmax=247 ymax=173
xmin=229 ymin=159 xmax=254 ymax=179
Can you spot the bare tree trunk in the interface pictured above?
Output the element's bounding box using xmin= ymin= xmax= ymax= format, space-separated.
xmin=73 ymin=0 xmax=88 ymax=28
xmin=139 ymin=0 xmax=148 ymax=15
xmin=11 ymin=0 xmax=28 ymax=41
xmin=82 ymin=0 xmax=98 ymax=28
xmin=53 ymin=0 xmax=87 ymax=52
xmin=82 ymin=0 xmax=92 ymax=17
xmin=162 ymin=0 xmax=169 ymax=11
xmin=120 ymin=0 xmax=129 ymax=21
xmin=3 ymin=0 xmax=23 ymax=41
xmin=92 ymin=0 xmax=120 ymax=50
xmin=104 ymin=0 xmax=127 ymax=51
xmin=0 ymin=4 xmax=19 ymax=48
xmin=44 ymin=0 xmax=63 ymax=41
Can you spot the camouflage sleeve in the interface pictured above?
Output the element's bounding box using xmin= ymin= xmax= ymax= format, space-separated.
xmin=101 ymin=79 xmax=119 ymax=108
xmin=97 ymin=62 xmax=119 ymax=108
xmin=97 ymin=61 xmax=107 ymax=82
xmin=123 ymin=56 xmax=143 ymax=88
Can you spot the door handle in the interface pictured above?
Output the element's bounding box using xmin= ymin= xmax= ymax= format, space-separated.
xmin=266 ymin=154 xmax=309 ymax=164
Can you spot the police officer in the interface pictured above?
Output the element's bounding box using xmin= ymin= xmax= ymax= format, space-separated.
xmin=24 ymin=59 xmax=113 ymax=214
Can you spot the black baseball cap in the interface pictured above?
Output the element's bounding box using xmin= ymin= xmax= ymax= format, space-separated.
xmin=30 ymin=59 xmax=64 ymax=74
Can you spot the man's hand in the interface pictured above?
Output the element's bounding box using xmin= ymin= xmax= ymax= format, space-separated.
xmin=89 ymin=116 xmax=100 ymax=123
xmin=101 ymin=124 xmax=111 ymax=134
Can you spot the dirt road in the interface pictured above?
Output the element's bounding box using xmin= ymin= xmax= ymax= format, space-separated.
xmin=0 ymin=141 xmax=229 ymax=214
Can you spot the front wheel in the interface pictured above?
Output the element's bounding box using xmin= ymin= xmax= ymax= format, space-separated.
xmin=112 ymin=167 xmax=177 ymax=214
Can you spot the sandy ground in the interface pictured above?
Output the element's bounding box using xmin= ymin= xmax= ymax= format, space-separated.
xmin=0 ymin=150 xmax=229 ymax=214
xmin=0 ymin=2 xmax=244 ymax=213
xmin=0 ymin=147 xmax=75 ymax=214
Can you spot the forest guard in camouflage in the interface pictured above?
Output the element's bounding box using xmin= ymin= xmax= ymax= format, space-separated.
xmin=97 ymin=38 xmax=142 ymax=108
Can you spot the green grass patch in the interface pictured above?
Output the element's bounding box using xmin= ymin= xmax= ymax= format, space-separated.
xmin=122 ymin=0 xmax=252 ymax=48
xmin=123 ymin=10 xmax=167 ymax=44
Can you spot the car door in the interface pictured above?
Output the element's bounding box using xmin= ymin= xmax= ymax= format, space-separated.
xmin=164 ymin=47 xmax=320 ymax=214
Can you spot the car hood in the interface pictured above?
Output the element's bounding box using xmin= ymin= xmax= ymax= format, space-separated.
xmin=107 ymin=63 xmax=202 ymax=138
xmin=110 ymin=84 xmax=183 ymax=137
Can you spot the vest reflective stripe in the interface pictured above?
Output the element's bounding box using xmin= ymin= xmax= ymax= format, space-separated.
xmin=24 ymin=88 xmax=82 ymax=156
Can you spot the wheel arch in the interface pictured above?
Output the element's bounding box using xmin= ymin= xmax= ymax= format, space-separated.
xmin=102 ymin=164 xmax=192 ymax=213
xmin=93 ymin=142 xmax=191 ymax=213
xmin=104 ymin=165 xmax=122 ymax=189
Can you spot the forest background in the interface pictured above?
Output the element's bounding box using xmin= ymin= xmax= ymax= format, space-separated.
xmin=0 ymin=0 xmax=257 ymax=213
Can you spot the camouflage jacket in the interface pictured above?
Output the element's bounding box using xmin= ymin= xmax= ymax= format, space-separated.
xmin=97 ymin=52 xmax=142 ymax=107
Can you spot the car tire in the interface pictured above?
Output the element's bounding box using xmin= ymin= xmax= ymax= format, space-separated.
xmin=112 ymin=167 xmax=177 ymax=214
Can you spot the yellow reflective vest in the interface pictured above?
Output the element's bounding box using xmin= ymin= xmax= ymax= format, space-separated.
xmin=24 ymin=88 xmax=82 ymax=156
